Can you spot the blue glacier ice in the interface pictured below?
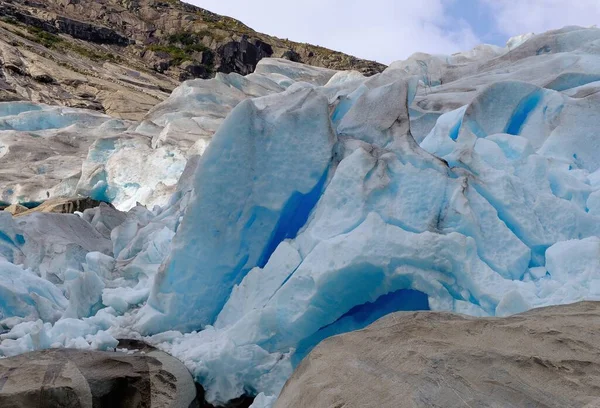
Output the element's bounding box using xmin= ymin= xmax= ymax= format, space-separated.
xmin=137 ymin=85 xmax=337 ymax=333
xmin=0 ymin=26 xmax=599 ymax=408
xmin=0 ymin=259 xmax=67 ymax=323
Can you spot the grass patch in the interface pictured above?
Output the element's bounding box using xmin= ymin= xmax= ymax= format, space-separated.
xmin=0 ymin=16 xmax=19 ymax=26
xmin=148 ymin=41 xmax=211 ymax=65
xmin=168 ymin=31 xmax=200 ymax=46
xmin=148 ymin=44 xmax=190 ymax=64
xmin=166 ymin=31 xmax=210 ymax=51
xmin=25 ymin=26 xmax=63 ymax=48
xmin=1 ymin=17 xmax=121 ymax=62
xmin=65 ymin=43 xmax=122 ymax=62
xmin=201 ymin=15 xmax=253 ymax=35
xmin=27 ymin=26 xmax=121 ymax=62
xmin=155 ymin=0 xmax=180 ymax=6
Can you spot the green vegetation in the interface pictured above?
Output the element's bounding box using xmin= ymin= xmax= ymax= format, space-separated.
xmin=167 ymin=32 xmax=210 ymax=51
xmin=195 ymin=30 xmax=213 ymax=39
xmin=64 ymin=43 xmax=122 ymax=63
xmin=147 ymin=45 xmax=192 ymax=65
xmin=168 ymin=32 xmax=198 ymax=46
xmin=155 ymin=0 xmax=180 ymax=6
xmin=28 ymin=27 xmax=121 ymax=62
xmin=148 ymin=44 xmax=187 ymax=64
xmin=198 ymin=14 xmax=253 ymax=35
xmin=198 ymin=13 xmax=219 ymax=23
xmin=0 ymin=16 xmax=19 ymax=25
xmin=147 ymin=31 xmax=213 ymax=66
xmin=212 ymin=20 xmax=252 ymax=34
xmin=25 ymin=26 xmax=63 ymax=48
xmin=1 ymin=18 xmax=121 ymax=62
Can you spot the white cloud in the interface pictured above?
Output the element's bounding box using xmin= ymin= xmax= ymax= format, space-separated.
xmin=184 ymin=0 xmax=481 ymax=64
xmin=485 ymin=0 xmax=600 ymax=37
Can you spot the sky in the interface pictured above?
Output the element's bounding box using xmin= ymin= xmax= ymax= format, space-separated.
xmin=185 ymin=0 xmax=600 ymax=64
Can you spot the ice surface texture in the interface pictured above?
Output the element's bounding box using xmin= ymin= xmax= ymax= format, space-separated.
xmin=0 ymin=61 xmax=335 ymax=210
xmin=0 ymin=27 xmax=600 ymax=408
xmin=137 ymin=85 xmax=336 ymax=333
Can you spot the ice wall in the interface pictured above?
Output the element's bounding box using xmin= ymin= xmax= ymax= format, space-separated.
xmin=137 ymin=85 xmax=337 ymax=333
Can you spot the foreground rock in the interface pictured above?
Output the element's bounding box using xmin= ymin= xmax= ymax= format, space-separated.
xmin=276 ymin=302 xmax=600 ymax=408
xmin=0 ymin=342 xmax=198 ymax=408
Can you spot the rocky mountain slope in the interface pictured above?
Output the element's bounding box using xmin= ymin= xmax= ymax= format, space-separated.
xmin=0 ymin=0 xmax=385 ymax=120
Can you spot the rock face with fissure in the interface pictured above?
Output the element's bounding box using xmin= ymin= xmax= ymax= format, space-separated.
xmin=276 ymin=302 xmax=600 ymax=408
xmin=0 ymin=3 xmax=130 ymax=45
xmin=217 ymin=36 xmax=274 ymax=76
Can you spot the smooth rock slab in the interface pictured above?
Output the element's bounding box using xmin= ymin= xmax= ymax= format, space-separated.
xmin=0 ymin=342 xmax=198 ymax=408
xmin=276 ymin=301 xmax=600 ymax=408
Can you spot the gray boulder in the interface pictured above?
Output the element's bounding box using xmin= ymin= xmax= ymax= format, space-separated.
xmin=0 ymin=341 xmax=198 ymax=408
xmin=276 ymin=302 xmax=600 ymax=408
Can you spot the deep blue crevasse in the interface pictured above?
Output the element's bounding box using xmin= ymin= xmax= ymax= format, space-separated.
xmin=505 ymin=89 xmax=544 ymax=135
xmin=258 ymin=168 xmax=330 ymax=268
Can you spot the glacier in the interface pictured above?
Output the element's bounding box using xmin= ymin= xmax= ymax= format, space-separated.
xmin=0 ymin=25 xmax=599 ymax=407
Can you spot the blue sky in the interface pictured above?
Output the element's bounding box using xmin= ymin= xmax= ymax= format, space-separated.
xmin=445 ymin=0 xmax=503 ymax=44
xmin=186 ymin=0 xmax=599 ymax=64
